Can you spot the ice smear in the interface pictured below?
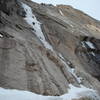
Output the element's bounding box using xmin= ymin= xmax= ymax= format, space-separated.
xmin=22 ymin=3 xmax=53 ymax=51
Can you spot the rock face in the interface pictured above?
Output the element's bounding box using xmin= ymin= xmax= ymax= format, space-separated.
xmin=0 ymin=0 xmax=100 ymax=99
xmin=0 ymin=0 xmax=17 ymax=15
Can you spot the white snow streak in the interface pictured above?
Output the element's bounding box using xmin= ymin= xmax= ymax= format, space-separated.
xmin=59 ymin=53 xmax=65 ymax=61
xmin=0 ymin=34 xmax=3 ymax=38
xmin=70 ymin=68 xmax=82 ymax=84
xmin=85 ymin=41 xmax=95 ymax=49
xmin=59 ymin=10 xmax=64 ymax=16
xmin=81 ymin=41 xmax=96 ymax=56
xmin=59 ymin=53 xmax=82 ymax=84
xmin=22 ymin=3 xmax=53 ymax=51
xmin=81 ymin=41 xmax=86 ymax=48
xmin=91 ymin=52 xmax=95 ymax=56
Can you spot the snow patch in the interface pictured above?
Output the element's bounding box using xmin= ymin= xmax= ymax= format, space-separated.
xmin=0 ymin=34 xmax=3 ymax=38
xmin=59 ymin=10 xmax=64 ymax=16
xmin=91 ymin=52 xmax=95 ymax=56
xmin=22 ymin=3 xmax=53 ymax=51
xmin=0 ymin=86 xmax=99 ymax=100
xmin=61 ymin=84 xmax=98 ymax=100
xmin=81 ymin=41 xmax=96 ymax=56
xmin=85 ymin=41 xmax=95 ymax=49
xmin=58 ymin=53 xmax=65 ymax=61
xmin=81 ymin=41 xmax=86 ymax=48
xmin=0 ymin=87 xmax=62 ymax=100
xmin=70 ymin=68 xmax=82 ymax=84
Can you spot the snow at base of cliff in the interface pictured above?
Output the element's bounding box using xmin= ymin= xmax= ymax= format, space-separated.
xmin=0 ymin=84 xmax=99 ymax=100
